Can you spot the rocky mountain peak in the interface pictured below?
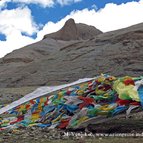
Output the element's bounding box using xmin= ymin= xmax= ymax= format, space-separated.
xmin=43 ymin=18 xmax=102 ymax=41
xmin=64 ymin=18 xmax=76 ymax=27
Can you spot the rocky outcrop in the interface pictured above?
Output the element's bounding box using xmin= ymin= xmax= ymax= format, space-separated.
xmin=43 ymin=18 xmax=102 ymax=40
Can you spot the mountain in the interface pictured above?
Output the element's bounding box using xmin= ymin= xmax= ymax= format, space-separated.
xmin=43 ymin=18 xmax=102 ymax=40
xmin=0 ymin=19 xmax=143 ymax=87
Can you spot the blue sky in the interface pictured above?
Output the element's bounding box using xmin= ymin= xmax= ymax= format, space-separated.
xmin=2 ymin=0 xmax=140 ymax=28
xmin=0 ymin=0 xmax=143 ymax=57
xmin=24 ymin=0 xmax=140 ymax=24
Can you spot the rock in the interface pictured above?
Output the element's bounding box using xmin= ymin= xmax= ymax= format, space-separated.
xmin=31 ymin=127 xmax=36 ymax=131
xmin=43 ymin=18 xmax=102 ymax=41
xmin=43 ymin=135 xmax=48 ymax=138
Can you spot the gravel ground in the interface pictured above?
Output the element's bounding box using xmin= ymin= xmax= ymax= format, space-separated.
xmin=1 ymin=127 xmax=143 ymax=143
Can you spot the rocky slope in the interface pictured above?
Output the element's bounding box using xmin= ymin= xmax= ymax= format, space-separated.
xmin=0 ymin=19 xmax=143 ymax=87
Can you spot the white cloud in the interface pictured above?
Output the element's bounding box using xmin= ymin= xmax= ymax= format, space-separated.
xmin=0 ymin=7 xmax=37 ymax=35
xmin=68 ymin=0 xmax=143 ymax=32
xmin=0 ymin=30 xmax=35 ymax=58
xmin=0 ymin=0 xmax=143 ymax=58
xmin=0 ymin=0 xmax=54 ymax=8
xmin=56 ymin=0 xmax=82 ymax=6
xmin=38 ymin=0 xmax=143 ymax=37
xmin=91 ymin=4 xmax=98 ymax=10
xmin=13 ymin=0 xmax=54 ymax=7
xmin=0 ymin=0 xmax=9 ymax=9
xmin=0 ymin=6 xmax=37 ymax=57
xmin=0 ymin=0 xmax=82 ymax=8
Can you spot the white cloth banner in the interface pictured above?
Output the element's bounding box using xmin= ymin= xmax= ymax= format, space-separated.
xmin=0 ymin=78 xmax=95 ymax=115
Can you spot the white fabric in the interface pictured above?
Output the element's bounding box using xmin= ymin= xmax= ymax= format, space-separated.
xmin=64 ymin=96 xmax=83 ymax=105
xmin=0 ymin=78 xmax=95 ymax=115
xmin=126 ymin=105 xmax=139 ymax=116
xmin=134 ymin=79 xmax=143 ymax=90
